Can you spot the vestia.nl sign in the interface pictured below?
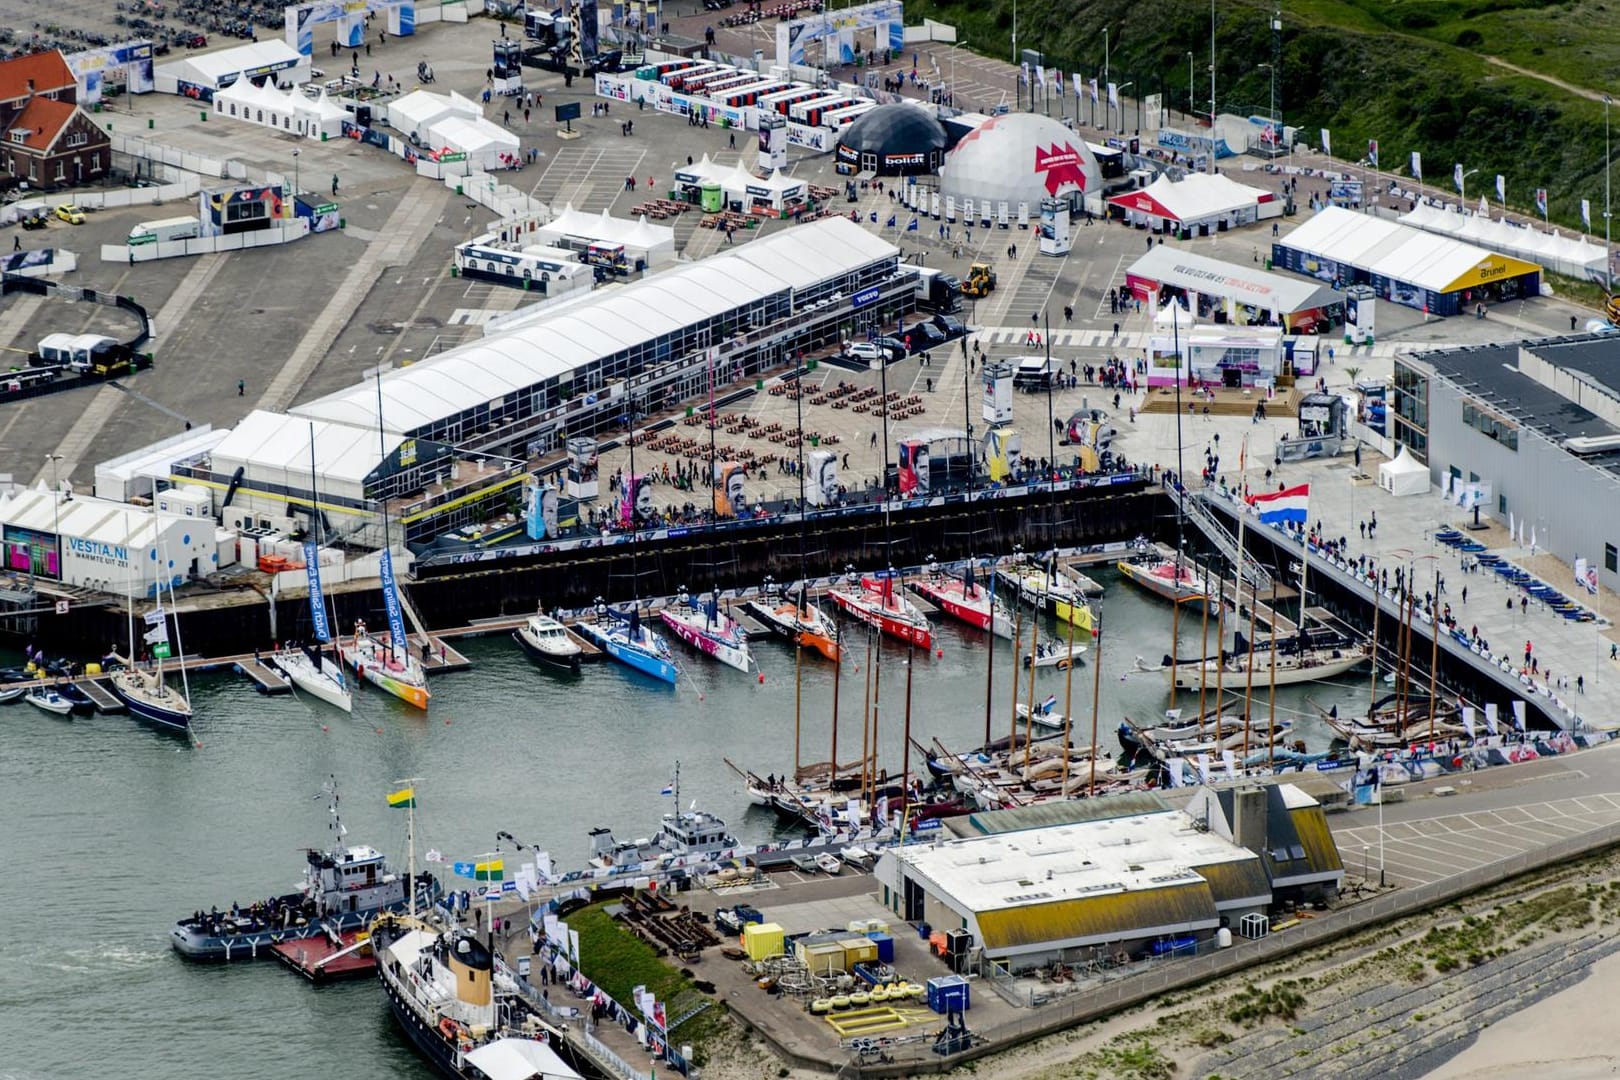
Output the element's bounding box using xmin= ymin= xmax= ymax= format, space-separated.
xmin=68 ymin=537 xmax=129 ymax=566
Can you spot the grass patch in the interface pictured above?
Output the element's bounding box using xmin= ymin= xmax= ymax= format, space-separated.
xmin=1225 ymin=979 xmax=1308 ymax=1026
xmin=568 ymin=903 xmax=724 ymax=1056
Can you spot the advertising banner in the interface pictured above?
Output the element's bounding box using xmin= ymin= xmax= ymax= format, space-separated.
xmin=304 ymin=541 xmax=331 ymax=642
xmin=379 ymin=547 xmax=409 ymax=652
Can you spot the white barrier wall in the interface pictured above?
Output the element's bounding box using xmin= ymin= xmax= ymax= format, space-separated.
xmin=101 ymin=218 xmax=312 ymax=263
xmin=110 ymin=132 xmax=233 ymax=178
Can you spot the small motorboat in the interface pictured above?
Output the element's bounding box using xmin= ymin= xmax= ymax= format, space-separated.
xmin=26 ymin=686 xmax=74 ymax=716
xmin=0 ymin=685 xmax=27 ymax=704
xmin=840 ymin=845 xmax=875 ymax=871
xmin=814 ymin=852 xmax=842 ymax=875
xmin=512 ymin=613 xmax=583 ymax=674
xmin=1024 ymin=640 xmax=1087 ymax=670
xmin=790 ymin=853 xmax=821 ymax=874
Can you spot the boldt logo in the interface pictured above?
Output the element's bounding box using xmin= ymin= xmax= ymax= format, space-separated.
xmin=1034 ymin=142 xmax=1087 ymax=197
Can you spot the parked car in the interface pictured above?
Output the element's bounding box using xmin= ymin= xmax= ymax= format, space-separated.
xmin=873 ymin=334 xmax=910 ymax=360
xmin=54 ymin=204 xmax=86 ymax=225
xmin=910 ymin=321 xmax=947 ymax=349
xmin=932 ymin=313 xmax=967 ymax=338
xmin=843 ymin=341 xmax=886 ymax=364
xmin=20 ymin=212 xmax=48 ymax=230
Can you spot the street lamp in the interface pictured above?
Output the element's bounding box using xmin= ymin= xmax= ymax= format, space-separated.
xmin=1605 ymin=94 xmax=1612 ymax=292
xmin=45 ymin=453 xmax=63 ymax=580
xmin=1186 ymin=52 xmax=1194 ymax=120
xmin=1115 ymin=81 xmax=1134 ymax=135
xmin=1457 ymin=167 xmax=1478 ymax=206
xmin=291 ymin=148 xmax=300 ymax=200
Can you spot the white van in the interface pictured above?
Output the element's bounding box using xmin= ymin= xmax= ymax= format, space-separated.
xmin=1013 ymin=356 xmax=1058 ymax=390
xmin=128 ymin=216 xmax=201 ymax=245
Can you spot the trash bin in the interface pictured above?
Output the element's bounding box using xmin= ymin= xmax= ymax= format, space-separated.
xmin=1264 ymin=258 xmax=1272 ymax=271
xmin=700 ymin=181 xmax=723 ymax=213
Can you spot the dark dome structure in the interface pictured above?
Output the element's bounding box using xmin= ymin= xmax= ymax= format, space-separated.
xmin=835 ymin=103 xmax=949 ymax=176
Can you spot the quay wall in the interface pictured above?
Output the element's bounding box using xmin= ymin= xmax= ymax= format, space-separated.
xmin=23 ymin=481 xmax=1165 ymax=655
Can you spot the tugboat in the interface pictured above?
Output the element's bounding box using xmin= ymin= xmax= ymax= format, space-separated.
xmin=170 ymin=780 xmax=440 ymax=961
xmin=373 ymin=913 xmax=612 ymax=1080
xmin=586 ymin=762 xmax=739 ymax=869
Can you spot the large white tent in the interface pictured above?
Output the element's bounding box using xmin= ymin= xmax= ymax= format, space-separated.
xmin=1379 ymin=446 xmax=1429 ymax=496
xmin=532 ymin=205 xmax=676 ymax=269
xmin=211 ymin=409 xmax=404 ymax=504
xmin=387 ymin=89 xmax=480 ymax=143
xmin=1108 ymin=172 xmax=1278 ymax=232
xmin=214 ymin=80 xmax=346 ymax=139
xmin=422 ymin=114 xmax=520 ymax=170
xmin=155 ymin=39 xmax=309 ymax=97
xmin=719 ymin=162 xmax=808 ymax=212
xmin=1400 ymin=202 xmax=1608 ymax=284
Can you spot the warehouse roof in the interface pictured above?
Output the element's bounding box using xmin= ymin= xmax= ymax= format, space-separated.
xmin=0 ymin=488 xmax=174 ymax=548
xmin=890 ymin=808 xmax=1257 ymax=917
xmin=975 ymin=879 xmax=1218 ymax=952
xmin=1278 ymin=206 xmax=1540 ymax=294
xmin=291 ymin=217 xmax=897 ymax=434
xmin=943 ymin=791 xmax=1170 ymax=837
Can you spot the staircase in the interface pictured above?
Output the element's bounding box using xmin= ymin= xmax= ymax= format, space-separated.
xmin=1173 ymin=488 xmax=1273 ymax=594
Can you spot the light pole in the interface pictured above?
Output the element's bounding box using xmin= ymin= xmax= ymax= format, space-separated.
xmin=46 ymin=453 xmax=63 ymax=580
xmin=1115 ymin=82 xmax=1133 ymax=135
xmin=1208 ymin=0 xmax=1217 ymax=175
xmin=291 ymin=147 xmax=300 ymax=201
xmin=1186 ymin=52 xmax=1194 ymax=121
xmin=1605 ymin=94 xmax=1612 ymax=292
xmin=1103 ymin=28 xmax=1110 ymax=128
xmin=1458 ymin=167 xmax=1478 ymax=206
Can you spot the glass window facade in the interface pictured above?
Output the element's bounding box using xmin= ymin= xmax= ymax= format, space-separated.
xmin=1461 ymin=400 xmax=1518 ymax=451
xmin=1392 ymin=359 xmax=1429 ymax=463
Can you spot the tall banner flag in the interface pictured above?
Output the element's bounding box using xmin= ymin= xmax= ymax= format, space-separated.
xmin=1035 ymin=65 xmax=1046 ymax=91
xmin=1453 ymin=162 xmax=1464 ymax=192
xmin=1107 ymin=81 xmax=1118 ymax=108
xmin=1410 ymin=151 xmax=1422 ymax=180
xmin=1073 ymin=73 xmax=1084 ymax=98
xmin=1089 ymin=77 xmax=1099 ymax=103
xmin=1484 ymin=703 xmax=1499 ymax=736
xmin=1511 ymin=700 xmax=1527 ymax=732
xmin=1367 ymin=139 xmax=1378 ymax=167
xmin=387 ymin=786 xmax=416 ymax=809
xmin=379 ymin=547 xmax=409 ymax=655
xmin=1020 ymin=62 xmax=1029 ymax=86
xmin=1246 ymin=483 xmax=1310 ymax=525
xmin=1461 ymin=706 xmax=1476 ymax=739
xmin=304 ymin=540 xmax=331 ymax=643
xmin=1495 ymin=173 xmax=1505 ymax=202
xmin=1536 ymin=188 xmax=1548 ymax=218
xmin=1582 ymin=198 xmax=1592 ymax=230
xmin=1320 ymin=128 xmax=1331 ymax=157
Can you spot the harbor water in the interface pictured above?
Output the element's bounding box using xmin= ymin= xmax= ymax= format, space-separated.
xmin=0 ymin=568 xmax=1379 ymax=1079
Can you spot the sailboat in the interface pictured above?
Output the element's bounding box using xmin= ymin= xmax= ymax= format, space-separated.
xmin=575 ymin=398 xmax=679 ymax=686
xmin=660 ymin=587 xmax=753 ymax=672
xmin=828 ymin=571 xmax=932 ymax=648
xmin=275 ymin=422 xmax=352 ymax=712
xmin=745 ymin=583 xmax=841 ymax=661
xmin=911 ymin=559 xmax=1014 ymax=638
xmin=341 ymin=375 xmax=430 ymax=710
xmin=112 ymin=528 xmax=194 ymax=732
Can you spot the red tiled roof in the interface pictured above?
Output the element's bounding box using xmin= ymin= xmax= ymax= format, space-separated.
xmin=0 ymin=50 xmax=75 ymax=103
xmin=8 ymin=97 xmax=77 ymax=151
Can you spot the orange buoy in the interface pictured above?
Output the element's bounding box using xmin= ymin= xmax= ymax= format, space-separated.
xmin=375 ymin=726 xmax=384 ymax=734
xmin=444 ymin=718 xmax=452 ymax=725
xmin=756 ymin=672 xmax=764 ymax=684
xmin=321 ymin=724 xmax=329 ymax=732
xmin=936 ymin=649 xmax=943 ymax=658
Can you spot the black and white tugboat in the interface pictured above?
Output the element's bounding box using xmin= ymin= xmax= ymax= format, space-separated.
xmin=372 ymin=911 xmax=612 ymax=1080
xmin=170 ymin=779 xmax=440 ymax=961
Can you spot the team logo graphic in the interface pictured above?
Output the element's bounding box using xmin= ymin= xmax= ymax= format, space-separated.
xmin=1034 ymin=142 xmax=1087 ymax=197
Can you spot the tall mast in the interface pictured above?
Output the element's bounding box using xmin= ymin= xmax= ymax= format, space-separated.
xmin=1059 ymin=594 xmax=1077 ymax=793
xmin=1267 ymin=580 xmax=1279 ymax=769
xmin=124 ymin=511 xmax=135 ymax=663
xmin=373 ymin=371 xmax=394 ymax=662
xmin=1087 ymin=601 xmax=1104 ymax=798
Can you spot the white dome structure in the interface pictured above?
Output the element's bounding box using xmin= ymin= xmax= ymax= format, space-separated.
xmin=941 ymin=113 xmax=1102 ymax=210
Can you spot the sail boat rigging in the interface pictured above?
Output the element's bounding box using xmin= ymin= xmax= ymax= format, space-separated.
xmin=275 ymin=421 xmax=353 ymax=712
xmin=111 ymin=514 xmax=194 ymax=732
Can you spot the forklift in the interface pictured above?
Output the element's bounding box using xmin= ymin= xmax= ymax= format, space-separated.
xmin=960 ymin=262 xmax=997 ymax=298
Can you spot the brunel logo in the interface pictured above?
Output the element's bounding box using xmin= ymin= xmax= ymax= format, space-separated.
xmin=1034 ymin=142 xmax=1087 ymax=197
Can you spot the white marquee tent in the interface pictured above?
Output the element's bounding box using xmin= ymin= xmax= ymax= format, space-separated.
xmin=532 ymin=205 xmax=676 ymax=269
xmin=1109 ymin=172 xmax=1278 ymax=232
xmin=155 ymin=39 xmax=309 ymax=96
xmin=1379 ymin=446 xmax=1429 ymax=497
xmin=387 ymin=89 xmax=480 ymax=143
xmin=214 ymin=80 xmax=347 ymax=139
xmin=422 ymin=114 xmax=520 ymax=170
xmin=1400 ymin=201 xmax=1608 ymax=284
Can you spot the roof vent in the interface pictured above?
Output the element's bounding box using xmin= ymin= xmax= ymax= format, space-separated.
xmin=1563 ymin=434 xmax=1620 ymax=455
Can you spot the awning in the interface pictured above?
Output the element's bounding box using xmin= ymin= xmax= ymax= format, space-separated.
xmin=462 ymin=1038 xmax=582 ymax=1080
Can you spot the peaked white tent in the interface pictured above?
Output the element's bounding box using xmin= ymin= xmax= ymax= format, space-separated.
xmin=1109 ymin=172 xmax=1277 ymax=232
xmin=719 ymin=162 xmax=809 ymax=211
xmin=1401 ymin=202 xmax=1607 ymax=283
xmin=422 ymin=114 xmax=520 ymax=170
xmin=533 ymin=204 xmax=676 ymax=269
xmin=1379 ymin=446 xmax=1429 ymax=497
xmin=387 ymin=89 xmax=479 ymax=142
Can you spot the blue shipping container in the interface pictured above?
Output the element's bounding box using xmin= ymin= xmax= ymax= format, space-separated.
xmin=926 ymin=974 xmax=970 ymax=1013
xmin=867 ymin=931 xmax=894 ymax=964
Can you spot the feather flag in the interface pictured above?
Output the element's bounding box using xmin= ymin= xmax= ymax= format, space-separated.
xmin=1107 ymin=81 xmax=1118 ymax=108
xmin=1367 ymin=139 xmax=1378 ymax=168
xmin=1582 ymin=198 xmax=1592 ymax=230
xmin=1410 ymin=151 xmax=1422 ymax=180
xmin=1453 ymin=162 xmax=1465 ymax=192
xmin=1536 ymin=188 xmax=1548 ymax=218
xmin=1089 ymin=77 xmax=1099 ymax=103
xmin=1495 ymin=173 xmax=1505 ymax=202
xmin=1320 ymin=128 xmax=1332 ymax=157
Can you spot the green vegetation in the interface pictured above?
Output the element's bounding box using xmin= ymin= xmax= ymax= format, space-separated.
xmin=1224 ymin=978 xmax=1308 ymax=1026
xmin=896 ymin=0 xmax=1619 ymax=238
xmin=1412 ymin=884 xmax=1596 ymax=974
xmin=1078 ymin=1032 xmax=1177 ymax=1080
xmin=568 ymin=904 xmax=724 ymax=1054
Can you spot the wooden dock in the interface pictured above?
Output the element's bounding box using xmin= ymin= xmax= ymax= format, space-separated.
xmin=237 ymin=658 xmax=292 ymax=694
xmin=78 ymin=677 xmax=126 ymax=713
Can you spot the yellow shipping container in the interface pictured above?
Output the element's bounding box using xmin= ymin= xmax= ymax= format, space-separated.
xmin=840 ymin=938 xmax=878 ymax=966
xmin=743 ymin=921 xmax=786 ymax=961
xmin=797 ymin=942 xmax=848 ymax=975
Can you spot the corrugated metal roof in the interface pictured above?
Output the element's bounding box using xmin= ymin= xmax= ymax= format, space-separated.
xmin=945 ymin=791 xmax=1171 ymax=837
xmin=1285 ymin=806 xmax=1344 ymax=876
xmin=975 ymin=881 xmax=1218 ymax=952
xmin=1191 ymin=857 xmax=1271 ymax=907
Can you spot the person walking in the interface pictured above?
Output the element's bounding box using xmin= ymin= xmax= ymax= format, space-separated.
xmin=237 ymin=379 xmax=246 ymax=396
xmin=331 ymin=174 xmax=339 ymax=196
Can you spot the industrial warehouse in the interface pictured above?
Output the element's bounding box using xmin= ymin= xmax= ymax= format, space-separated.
xmin=873 ymin=786 xmax=1343 ymax=968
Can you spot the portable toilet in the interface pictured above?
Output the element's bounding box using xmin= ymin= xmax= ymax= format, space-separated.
xmin=743 ymin=921 xmax=785 ymax=961
xmin=700 ymin=180 xmax=723 ymax=212
xmin=926 ymin=974 xmax=970 ymax=1013
xmin=866 ymin=931 xmax=894 ymax=964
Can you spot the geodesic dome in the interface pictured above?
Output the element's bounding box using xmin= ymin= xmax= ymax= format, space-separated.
xmin=834 ymin=103 xmax=949 ymax=175
xmin=940 ymin=112 xmax=1101 ymax=210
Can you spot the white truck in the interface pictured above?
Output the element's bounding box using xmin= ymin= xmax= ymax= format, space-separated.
xmin=128 ymin=216 xmax=201 ymax=245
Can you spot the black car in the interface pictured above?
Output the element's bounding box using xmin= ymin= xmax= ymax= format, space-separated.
xmin=873 ymin=334 xmax=910 ymax=360
xmin=910 ymin=321 xmax=947 ymax=349
xmin=931 ymin=313 xmax=967 ymax=338
xmin=584 ymin=50 xmax=625 ymax=75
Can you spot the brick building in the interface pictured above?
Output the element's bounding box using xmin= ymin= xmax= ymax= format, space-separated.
xmin=0 ymin=49 xmax=111 ymax=191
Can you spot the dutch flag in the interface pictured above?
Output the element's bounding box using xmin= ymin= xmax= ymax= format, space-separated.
xmin=1247 ymin=483 xmax=1309 ymax=526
